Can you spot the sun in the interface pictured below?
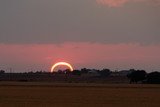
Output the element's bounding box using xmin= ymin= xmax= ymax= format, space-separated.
xmin=51 ymin=62 xmax=74 ymax=72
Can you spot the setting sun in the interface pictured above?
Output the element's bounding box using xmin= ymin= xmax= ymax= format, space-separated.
xmin=51 ymin=62 xmax=74 ymax=72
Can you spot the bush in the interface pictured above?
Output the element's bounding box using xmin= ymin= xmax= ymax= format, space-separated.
xmin=147 ymin=72 xmax=160 ymax=84
xmin=127 ymin=69 xmax=146 ymax=83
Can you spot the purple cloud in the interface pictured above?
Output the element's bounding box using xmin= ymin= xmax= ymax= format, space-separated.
xmin=96 ymin=0 xmax=160 ymax=7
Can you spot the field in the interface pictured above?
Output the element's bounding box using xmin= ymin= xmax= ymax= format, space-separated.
xmin=0 ymin=82 xmax=160 ymax=107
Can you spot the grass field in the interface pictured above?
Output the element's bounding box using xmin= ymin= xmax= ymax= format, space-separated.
xmin=0 ymin=82 xmax=160 ymax=107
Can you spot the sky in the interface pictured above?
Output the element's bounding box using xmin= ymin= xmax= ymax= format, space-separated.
xmin=0 ymin=0 xmax=160 ymax=72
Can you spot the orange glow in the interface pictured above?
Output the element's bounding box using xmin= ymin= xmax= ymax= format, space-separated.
xmin=96 ymin=0 xmax=128 ymax=7
xmin=51 ymin=62 xmax=74 ymax=72
xmin=96 ymin=0 xmax=160 ymax=7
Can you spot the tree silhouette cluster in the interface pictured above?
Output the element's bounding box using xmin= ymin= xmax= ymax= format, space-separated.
xmin=127 ymin=69 xmax=160 ymax=84
xmin=0 ymin=68 xmax=160 ymax=84
xmin=147 ymin=72 xmax=160 ymax=84
xmin=72 ymin=68 xmax=111 ymax=78
xmin=127 ymin=69 xmax=146 ymax=83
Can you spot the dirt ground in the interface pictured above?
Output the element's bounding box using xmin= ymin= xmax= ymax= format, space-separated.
xmin=0 ymin=82 xmax=160 ymax=107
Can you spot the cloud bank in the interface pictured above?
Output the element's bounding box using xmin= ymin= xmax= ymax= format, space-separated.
xmin=96 ymin=0 xmax=160 ymax=7
xmin=0 ymin=0 xmax=159 ymax=44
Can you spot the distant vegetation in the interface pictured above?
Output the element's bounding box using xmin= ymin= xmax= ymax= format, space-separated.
xmin=0 ymin=68 xmax=160 ymax=84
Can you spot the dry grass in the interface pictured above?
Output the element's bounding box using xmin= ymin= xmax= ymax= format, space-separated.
xmin=0 ymin=82 xmax=160 ymax=107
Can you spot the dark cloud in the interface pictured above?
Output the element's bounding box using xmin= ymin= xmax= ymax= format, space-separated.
xmin=0 ymin=0 xmax=160 ymax=44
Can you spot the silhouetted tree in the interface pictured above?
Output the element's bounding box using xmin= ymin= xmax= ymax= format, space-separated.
xmin=81 ymin=68 xmax=90 ymax=74
xmin=72 ymin=70 xmax=81 ymax=76
xmin=35 ymin=71 xmax=43 ymax=74
xmin=127 ymin=69 xmax=146 ymax=83
xmin=64 ymin=69 xmax=72 ymax=74
xmin=146 ymin=72 xmax=160 ymax=84
xmin=98 ymin=69 xmax=111 ymax=78
xmin=28 ymin=71 xmax=34 ymax=74
xmin=0 ymin=70 xmax=5 ymax=74
xmin=57 ymin=70 xmax=63 ymax=74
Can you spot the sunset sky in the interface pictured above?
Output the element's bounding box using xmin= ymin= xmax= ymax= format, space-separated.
xmin=0 ymin=0 xmax=160 ymax=72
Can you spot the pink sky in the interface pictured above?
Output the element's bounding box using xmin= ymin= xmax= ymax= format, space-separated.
xmin=96 ymin=0 xmax=160 ymax=7
xmin=0 ymin=42 xmax=159 ymax=72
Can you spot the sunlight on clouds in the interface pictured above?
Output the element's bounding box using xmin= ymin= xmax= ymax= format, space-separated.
xmin=96 ymin=0 xmax=160 ymax=7
xmin=96 ymin=0 xmax=128 ymax=7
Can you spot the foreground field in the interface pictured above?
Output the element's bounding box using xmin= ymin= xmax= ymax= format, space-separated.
xmin=0 ymin=82 xmax=160 ymax=107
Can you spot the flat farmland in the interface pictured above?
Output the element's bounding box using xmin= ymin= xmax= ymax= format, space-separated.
xmin=0 ymin=82 xmax=160 ymax=107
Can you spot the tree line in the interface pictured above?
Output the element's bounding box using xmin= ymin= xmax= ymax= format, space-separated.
xmin=127 ymin=69 xmax=160 ymax=84
xmin=0 ymin=68 xmax=160 ymax=84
